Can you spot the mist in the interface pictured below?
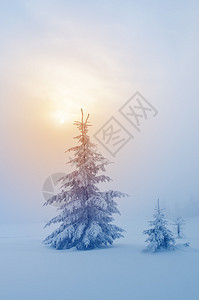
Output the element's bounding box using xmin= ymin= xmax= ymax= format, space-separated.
xmin=0 ymin=0 xmax=199 ymax=225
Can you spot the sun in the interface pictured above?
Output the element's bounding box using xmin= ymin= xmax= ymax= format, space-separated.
xmin=60 ymin=118 xmax=65 ymax=124
xmin=53 ymin=110 xmax=70 ymax=125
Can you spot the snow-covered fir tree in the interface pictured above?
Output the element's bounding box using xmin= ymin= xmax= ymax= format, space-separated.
xmin=172 ymin=217 xmax=186 ymax=239
xmin=143 ymin=200 xmax=175 ymax=252
xmin=43 ymin=109 xmax=127 ymax=250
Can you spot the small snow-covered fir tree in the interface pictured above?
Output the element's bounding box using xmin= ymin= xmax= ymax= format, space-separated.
xmin=143 ymin=200 xmax=175 ymax=252
xmin=172 ymin=217 xmax=186 ymax=239
xmin=43 ymin=109 xmax=127 ymax=250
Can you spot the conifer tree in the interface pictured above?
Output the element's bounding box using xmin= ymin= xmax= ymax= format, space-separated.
xmin=44 ymin=109 xmax=127 ymax=250
xmin=172 ymin=217 xmax=186 ymax=239
xmin=144 ymin=200 xmax=175 ymax=252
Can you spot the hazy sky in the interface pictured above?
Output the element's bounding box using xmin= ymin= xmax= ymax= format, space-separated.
xmin=0 ymin=0 xmax=199 ymax=224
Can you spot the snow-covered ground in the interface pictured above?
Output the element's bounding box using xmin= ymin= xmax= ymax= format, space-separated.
xmin=0 ymin=216 xmax=199 ymax=300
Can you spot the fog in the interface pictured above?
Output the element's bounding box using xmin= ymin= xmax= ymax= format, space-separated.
xmin=0 ymin=0 xmax=199 ymax=225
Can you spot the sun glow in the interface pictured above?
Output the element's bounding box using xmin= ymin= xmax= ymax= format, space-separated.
xmin=42 ymin=65 xmax=104 ymax=127
xmin=53 ymin=110 xmax=72 ymax=125
xmin=60 ymin=118 xmax=65 ymax=124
